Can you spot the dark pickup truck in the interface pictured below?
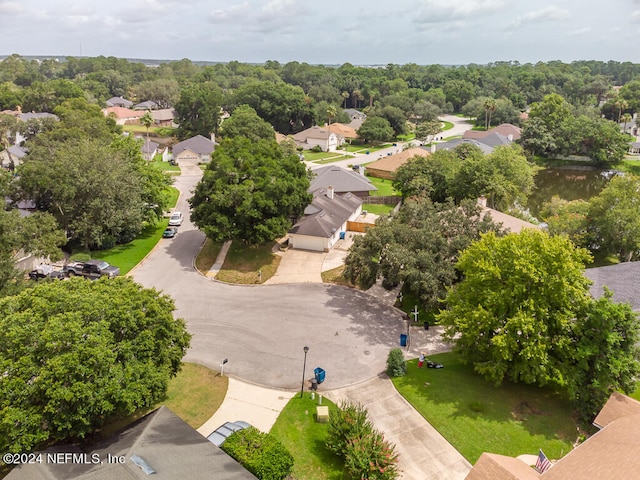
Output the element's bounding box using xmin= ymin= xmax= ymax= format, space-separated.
xmin=63 ymin=260 xmax=120 ymax=279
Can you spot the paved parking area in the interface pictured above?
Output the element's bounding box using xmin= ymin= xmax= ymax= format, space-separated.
xmin=264 ymin=248 xmax=326 ymax=284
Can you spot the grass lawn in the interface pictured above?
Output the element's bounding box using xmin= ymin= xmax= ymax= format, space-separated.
xmin=366 ymin=176 xmax=400 ymax=196
xmin=362 ymin=203 xmax=395 ymax=215
xmin=89 ymin=187 xmax=179 ymax=275
xmin=397 ymin=290 xmax=437 ymax=326
xmin=302 ymin=151 xmax=343 ymax=161
xmin=313 ymin=154 xmax=354 ymax=164
xmin=321 ymin=265 xmax=354 ymax=287
xmin=615 ymin=159 xmax=640 ymax=175
xmin=345 ymin=143 xmax=391 ymax=153
xmin=392 ymin=353 xmax=577 ymax=464
xmin=99 ymin=363 xmax=228 ymax=438
xmin=397 ymin=133 xmax=416 ymax=141
xmin=195 ymin=238 xmax=223 ymax=273
xmin=441 ymin=120 xmax=454 ymax=131
xmin=270 ymin=395 xmax=344 ymax=480
xmin=148 ymin=155 xmax=180 ymax=173
xmin=216 ymin=242 xmax=280 ymax=284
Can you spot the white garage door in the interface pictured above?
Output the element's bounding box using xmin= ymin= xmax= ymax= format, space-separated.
xmin=290 ymin=234 xmax=326 ymax=252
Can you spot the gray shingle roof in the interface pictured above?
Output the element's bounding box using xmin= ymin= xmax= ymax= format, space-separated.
xmin=106 ymin=96 xmax=133 ymax=108
xmin=6 ymin=407 xmax=256 ymax=480
xmin=17 ymin=112 xmax=58 ymax=122
xmin=585 ymin=262 xmax=640 ymax=311
xmin=141 ymin=138 xmax=159 ymax=155
xmin=290 ymin=189 xmax=361 ymax=238
xmin=434 ymin=138 xmax=495 ymax=155
xmin=172 ymin=135 xmax=215 ymax=156
xmin=310 ymin=165 xmax=376 ymax=195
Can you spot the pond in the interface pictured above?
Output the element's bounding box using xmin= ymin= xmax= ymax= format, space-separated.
xmin=526 ymin=166 xmax=615 ymax=218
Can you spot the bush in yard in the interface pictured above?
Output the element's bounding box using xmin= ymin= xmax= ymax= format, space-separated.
xmin=326 ymin=401 xmax=372 ymax=457
xmin=221 ymin=427 xmax=293 ymax=480
xmin=386 ymin=348 xmax=407 ymax=377
xmin=344 ymin=429 xmax=399 ymax=480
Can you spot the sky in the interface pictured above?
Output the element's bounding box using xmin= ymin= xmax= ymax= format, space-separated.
xmin=2 ymin=0 xmax=640 ymax=65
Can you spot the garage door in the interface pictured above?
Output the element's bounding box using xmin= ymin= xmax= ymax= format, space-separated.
xmin=290 ymin=234 xmax=326 ymax=252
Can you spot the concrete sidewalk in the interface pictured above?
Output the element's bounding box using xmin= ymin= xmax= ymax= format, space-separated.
xmin=325 ymin=376 xmax=471 ymax=480
xmin=207 ymin=240 xmax=232 ymax=277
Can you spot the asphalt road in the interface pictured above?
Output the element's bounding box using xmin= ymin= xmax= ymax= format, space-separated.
xmin=131 ymin=160 xmax=406 ymax=390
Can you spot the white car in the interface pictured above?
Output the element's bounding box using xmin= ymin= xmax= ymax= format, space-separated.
xmin=168 ymin=211 xmax=183 ymax=226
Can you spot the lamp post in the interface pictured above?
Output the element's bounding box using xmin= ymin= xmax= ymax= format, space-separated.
xmin=300 ymin=346 xmax=309 ymax=398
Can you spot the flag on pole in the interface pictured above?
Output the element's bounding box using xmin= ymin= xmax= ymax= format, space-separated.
xmin=535 ymin=449 xmax=552 ymax=473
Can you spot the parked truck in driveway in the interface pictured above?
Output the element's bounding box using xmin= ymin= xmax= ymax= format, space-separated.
xmin=63 ymin=260 xmax=120 ymax=279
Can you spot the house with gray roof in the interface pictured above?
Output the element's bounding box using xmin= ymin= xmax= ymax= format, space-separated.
xmin=6 ymin=406 xmax=256 ymax=480
xmin=310 ymin=165 xmax=377 ymax=198
xmin=133 ymin=100 xmax=159 ymax=110
xmin=141 ymin=138 xmax=160 ymax=161
xmin=432 ymin=138 xmax=495 ymax=155
xmin=288 ymin=186 xmax=362 ymax=251
xmin=172 ymin=134 xmax=216 ymax=163
xmin=0 ymin=144 xmax=27 ymax=169
xmin=585 ymin=261 xmax=640 ymax=311
xmin=106 ymin=96 xmax=133 ymax=108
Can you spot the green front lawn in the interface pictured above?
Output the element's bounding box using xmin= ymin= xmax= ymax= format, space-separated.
xmin=345 ymin=143 xmax=391 ymax=153
xmin=270 ymin=395 xmax=344 ymax=480
xmin=302 ymin=151 xmax=343 ymax=161
xmin=216 ymin=242 xmax=280 ymax=284
xmin=441 ymin=121 xmax=454 ymax=131
xmin=392 ymin=353 xmax=577 ymax=464
xmin=313 ymin=154 xmax=354 ymax=164
xmin=366 ymin=176 xmax=400 ymax=196
xmin=362 ymin=203 xmax=395 ymax=215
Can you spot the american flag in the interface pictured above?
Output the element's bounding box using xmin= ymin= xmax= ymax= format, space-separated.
xmin=536 ymin=449 xmax=552 ymax=473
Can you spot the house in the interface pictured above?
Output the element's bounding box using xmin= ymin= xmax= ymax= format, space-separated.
xmin=133 ymin=100 xmax=159 ymax=110
xmin=585 ymin=261 xmax=640 ymax=311
xmin=103 ymin=106 xmax=145 ymax=125
xmin=293 ymin=125 xmax=344 ymax=152
xmin=344 ymin=108 xmax=366 ymax=121
xmin=141 ymin=138 xmax=160 ymax=161
xmin=6 ymin=406 xmax=256 ymax=480
xmin=463 ymin=123 xmax=522 ymax=142
xmin=365 ymin=147 xmax=430 ymax=180
xmin=465 ymin=392 xmax=640 ymax=480
xmin=433 ymin=138 xmax=495 ymax=155
xmin=628 ymin=141 xmax=640 ymax=156
xmin=288 ymin=186 xmax=362 ymax=252
xmin=325 ymin=122 xmax=358 ymax=140
xmin=477 ymin=196 xmax=538 ymax=234
xmin=310 ymin=165 xmax=377 ymax=198
xmin=0 ymin=144 xmax=27 ymax=169
xmin=105 ymin=96 xmax=133 ymax=108
xmin=172 ymin=134 xmax=216 ymax=163
xmin=151 ymin=108 xmax=177 ymax=127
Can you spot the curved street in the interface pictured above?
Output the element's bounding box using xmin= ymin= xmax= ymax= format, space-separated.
xmin=130 ymin=160 xmax=406 ymax=390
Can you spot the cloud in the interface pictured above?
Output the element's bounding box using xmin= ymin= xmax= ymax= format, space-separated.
xmin=0 ymin=1 xmax=22 ymax=14
xmin=504 ymin=5 xmax=569 ymax=31
xmin=568 ymin=27 xmax=591 ymax=36
xmin=414 ymin=0 xmax=505 ymax=24
xmin=209 ymin=2 xmax=251 ymax=24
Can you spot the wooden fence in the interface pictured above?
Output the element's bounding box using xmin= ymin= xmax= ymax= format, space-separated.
xmin=362 ymin=195 xmax=402 ymax=204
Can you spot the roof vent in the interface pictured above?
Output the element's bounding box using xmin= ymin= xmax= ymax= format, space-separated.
xmin=130 ymin=455 xmax=156 ymax=475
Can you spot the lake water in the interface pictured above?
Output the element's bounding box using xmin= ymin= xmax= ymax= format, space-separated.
xmin=526 ymin=166 xmax=613 ymax=218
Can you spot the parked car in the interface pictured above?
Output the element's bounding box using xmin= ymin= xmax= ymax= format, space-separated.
xmin=206 ymin=421 xmax=251 ymax=447
xmin=63 ymin=260 xmax=120 ymax=279
xmin=28 ymin=264 xmax=65 ymax=281
xmin=163 ymin=227 xmax=178 ymax=238
xmin=169 ymin=211 xmax=183 ymax=226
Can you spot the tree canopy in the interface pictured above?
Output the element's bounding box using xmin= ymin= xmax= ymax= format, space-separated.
xmin=174 ymin=81 xmax=224 ymax=140
xmin=219 ymin=104 xmax=275 ymax=142
xmin=189 ymin=137 xmax=312 ymax=244
xmin=0 ymin=277 xmax=191 ymax=452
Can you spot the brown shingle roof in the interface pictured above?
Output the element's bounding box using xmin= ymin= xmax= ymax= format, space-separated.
xmin=326 ymin=123 xmax=357 ymax=138
xmin=465 ymin=453 xmax=540 ymax=480
xmin=365 ymin=148 xmax=429 ymax=174
xmin=103 ymin=106 xmax=144 ymax=120
xmin=593 ymin=391 xmax=640 ymax=428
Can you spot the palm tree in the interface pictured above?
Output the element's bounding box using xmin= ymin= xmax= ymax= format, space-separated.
xmin=341 ymin=91 xmax=350 ymax=108
xmin=622 ymin=113 xmax=633 ymax=135
xmin=614 ymin=98 xmax=628 ymax=124
xmin=140 ymin=110 xmax=153 ymax=159
xmin=483 ymin=98 xmax=497 ymax=130
xmin=352 ymin=89 xmax=363 ymax=109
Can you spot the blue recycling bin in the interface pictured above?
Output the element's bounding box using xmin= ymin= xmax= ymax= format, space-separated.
xmin=314 ymin=367 xmax=326 ymax=384
xmin=400 ymin=334 xmax=407 ymax=347
xmin=339 ymin=231 xmax=346 ymax=240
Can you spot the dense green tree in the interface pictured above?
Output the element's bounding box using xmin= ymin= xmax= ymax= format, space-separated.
xmin=190 ymin=137 xmax=312 ymax=244
xmin=174 ymin=82 xmax=224 ymax=140
xmin=589 ymin=174 xmax=640 ymax=261
xmin=372 ymin=105 xmax=407 ymax=137
xmin=414 ymin=120 xmax=442 ymax=143
xmin=539 ymin=196 xmax=590 ymax=247
xmin=134 ymin=78 xmax=180 ymax=109
xmin=443 ymin=79 xmax=476 ymax=112
xmin=528 ymin=93 xmax=573 ymax=132
xmin=344 ymin=199 xmax=499 ymax=310
xmin=0 ymin=277 xmax=191 ymax=452
xmin=219 ymin=105 xmax=275 ymax=142
xmin=356 ymin=116 xmax=394 ymax=143
xmin=22 ymin=79 xmax=85 ymax=112
xmin=0 ymin=82 xmax=23 ymax=110
xmin=439 ymin=230 xmax=593 ymax=386
xmin=567 ymin=291 xmax=640 ymax=421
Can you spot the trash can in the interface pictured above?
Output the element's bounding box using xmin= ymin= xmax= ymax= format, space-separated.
xmin=314 ymin=367 xmax=326 ymax=384
xmin=311 ymin=378 xmax=318 ymax=391
xmin=400 ymin=334 xmax=407 ymax=347
xmin=339 ymin=231 xmax=346 ymax=240
xmin=424 ymin=321 xmax=429 ymax=330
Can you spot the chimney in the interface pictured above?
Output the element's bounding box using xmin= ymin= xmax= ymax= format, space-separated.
xmin=430 ymin=143 xmax=436 ymax=153
xmin=477 ymin=196 xmax=487 ymax=208
xmin=210 ymin=132 xmax=216 ymax=144
xmin=507 ymin=134 xmax=513 ymax=141
xmin=327 ymin=185 xmax=334 ymax=200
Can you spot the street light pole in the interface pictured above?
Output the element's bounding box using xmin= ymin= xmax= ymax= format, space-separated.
xmin=300 ymin=346 xmax=309 ymax=398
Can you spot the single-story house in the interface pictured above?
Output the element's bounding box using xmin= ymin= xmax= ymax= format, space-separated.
xmin=293 ymin=125 xmax=344 ymax=152
xmin=585 ymin=261 xmax=640 ymax=311
xmin=6 ymin=406 xmax=256 ymax=480
xmin=465 ymin=392 xmax=640 ymax=480
xmin=288 ymin=186 xmax=362 ymax=252
xmin=628 ymin=141 xmax=640 ymax=156
xmin=463 ymin=123 xmax=522 ymax=142
xmin=133 ymin=100 xmax=159 ymax=110
xmin=477 ymin=196 xmax=538 ymax=234
xmin=151 ymin=108 xmax=177 ymax=127
xmin=344 ymin=109 xmax=366 ymax=121
xmin=103 ymin=106 xmax=145 ymax=125
xmin=324 ymin=122 xmax=358 ymax=140
xmin=0 ymin=144 xmax=27 ymax=169
xmin=365 ymin=147 xmax=430 ymax=180
xmin=172 ymin=134 xmax=216 ymax=163
xmin=310 ymin=165 xmax=377 ymax=198
xmin=105 ymin=96 xmax=133 ymax=108
xmin=432 ymin=138 xmax=495 ymax=155
xmin=141 ymin=138 xmax=160 ymax=160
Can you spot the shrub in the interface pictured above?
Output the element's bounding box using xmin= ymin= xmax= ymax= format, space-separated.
xmin=386 ymin=348 xmax=407 ymax=377
xmin=344 ymin=430 xmax=399 ymax=480
xmin=221 ymin=427 xmax=293 ymax=480
xmin=326 ymin=401 xmax=371 ymax=456
xmin=310 ymin=145 xmax=323 ymax=153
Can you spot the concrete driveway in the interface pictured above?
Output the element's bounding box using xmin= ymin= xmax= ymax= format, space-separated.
xmin=264 ymin=249 xmax=325 ymax=284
